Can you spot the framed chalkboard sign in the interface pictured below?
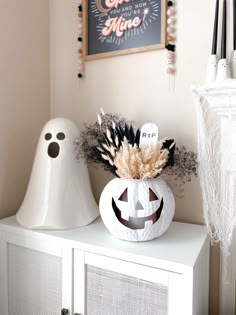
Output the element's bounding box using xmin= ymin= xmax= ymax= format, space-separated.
xmin=83 ymin=0 xmax=166 ymax=60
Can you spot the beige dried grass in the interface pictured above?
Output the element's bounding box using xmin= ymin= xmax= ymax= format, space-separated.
xmin=114 ymin=139 xmax=169 ymax=179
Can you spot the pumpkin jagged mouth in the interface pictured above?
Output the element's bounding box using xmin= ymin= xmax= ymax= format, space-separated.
xmin=112 ymin=198 xmax=164 ymax=230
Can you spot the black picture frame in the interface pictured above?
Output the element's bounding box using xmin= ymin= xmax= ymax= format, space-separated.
xmin=83 ymin=0 xmax=166 ymax=60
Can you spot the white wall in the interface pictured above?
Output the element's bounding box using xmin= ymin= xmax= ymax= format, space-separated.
xmin=49 ymin=0 xmax=234 ymax=313
xmin=0 ymin=0 xmax=50 ymax=219
xmin=50 ymin=0 xmax=213 ymax=222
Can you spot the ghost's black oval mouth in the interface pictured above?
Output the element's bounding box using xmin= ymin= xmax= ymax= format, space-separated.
xmin=112 ymin=198 xmax=164 ymax=230
xmin=48 ymin=142 xmax=60 ymax=158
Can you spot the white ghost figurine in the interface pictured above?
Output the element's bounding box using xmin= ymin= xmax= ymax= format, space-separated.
xmin=216 ymin=59 xmax=231 ymax=81
xmin=16 ymin=118 xmax=99 ymax=229
xmin=206 ymin=55 xmax=218 ymax=83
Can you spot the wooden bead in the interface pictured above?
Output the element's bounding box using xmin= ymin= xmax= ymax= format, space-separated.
xmin=167 ymin=59 xmax=174 ymax=64
xmin=166 ymin=67 xmax=174 ymax=74
xmin=167 ymin=35 xmax=174 ymax=42
xmin=78 ymin=64 xmax=84 ymax=72
xmin=167 ymin=18 xmax=175 ymax=25
xmin=166 ymin=51 xmax=175 ymax=59
xmin=167 ymin=7 xmax=175 ymax=16
xmin=167 ymin=26 xmax=174 ymax=33
xmin=166 ymin=44 xmax=175 ymax=51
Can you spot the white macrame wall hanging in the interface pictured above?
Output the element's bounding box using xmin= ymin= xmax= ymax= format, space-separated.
xmin=192 ymin=80 xmax=236 ymax=254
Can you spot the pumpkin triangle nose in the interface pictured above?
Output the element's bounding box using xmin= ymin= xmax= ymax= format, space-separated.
xmin=135 ymin=200 xmax=144 ymax=210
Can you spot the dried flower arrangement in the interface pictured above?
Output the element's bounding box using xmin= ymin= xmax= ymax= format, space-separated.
xmin=75 ymin=110 xmax=197 ymax=187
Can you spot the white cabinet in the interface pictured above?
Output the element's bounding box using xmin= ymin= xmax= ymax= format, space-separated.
xmin=0 ymin=216 xmax=209 ymax=315
xmin=0 ymin=227 xmax=73 ymax=315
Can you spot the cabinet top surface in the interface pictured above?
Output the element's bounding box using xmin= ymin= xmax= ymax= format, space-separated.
xmin=0 ymin=216 xmax=208 ymax=269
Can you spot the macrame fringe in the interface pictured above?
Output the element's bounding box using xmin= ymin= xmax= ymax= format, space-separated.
xmin=193 ymin=82 xmax=236 ymax=255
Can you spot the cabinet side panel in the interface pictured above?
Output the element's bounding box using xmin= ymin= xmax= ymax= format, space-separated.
xmin=193 ymin=238 xmax=210 ymax=315
xmin=0 ymin=231 xmax=8 ymax=315
xmin=168 ymin=272 xmax=193 ymax=315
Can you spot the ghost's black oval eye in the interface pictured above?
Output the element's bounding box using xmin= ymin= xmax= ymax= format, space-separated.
xmin=118 ymin=188 xmax=128 ymax=202
xmin=45 ymin=133 xmax=52 ymax=141
xmin=149 ymin=188 xmax=159 ymax=201
xmin=57 ymin=132 xmax=65 ymax=140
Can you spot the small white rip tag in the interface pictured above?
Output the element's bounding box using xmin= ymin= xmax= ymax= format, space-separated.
xmin=139 ymin=123 xmax=159 ymax=148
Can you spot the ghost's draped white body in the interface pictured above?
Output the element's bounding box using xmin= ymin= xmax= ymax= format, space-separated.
xmin=17 ymin=118 xmax=98 ymax=229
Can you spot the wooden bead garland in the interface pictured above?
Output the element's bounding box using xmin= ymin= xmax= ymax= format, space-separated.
xmin=77 ymin=0 xmax=84 ymax=79
xmin=166 ymin=0 xmax=176 ymax=75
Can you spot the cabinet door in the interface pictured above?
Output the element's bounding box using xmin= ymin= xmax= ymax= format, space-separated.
xmin=73 ymin=251 xmax=185 ymax=315
xmin=0 ymin=230 xmax=72 ymax=315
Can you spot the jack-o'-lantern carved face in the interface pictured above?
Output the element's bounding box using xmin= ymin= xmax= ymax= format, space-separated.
xmin=99 ymin=178 xmax=175 ymax=242
xmin=112 ymin=187 xmax=164 ymax=230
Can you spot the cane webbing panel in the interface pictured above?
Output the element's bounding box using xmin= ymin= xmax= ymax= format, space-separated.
xmin=86 ymin=265 xmax=168 ymax=315
xmin=8 ymin=243 xmax=62 ymax=315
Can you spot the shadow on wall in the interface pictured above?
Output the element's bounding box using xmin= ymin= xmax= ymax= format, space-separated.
xmin=88 ymin=165 xmax=114 ymax=204
xmin=0 ymin=132 xmax=36 ymax=220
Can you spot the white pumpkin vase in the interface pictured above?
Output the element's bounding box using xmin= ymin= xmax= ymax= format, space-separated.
xmin=99 ymin=177 xmax=175 ymax=242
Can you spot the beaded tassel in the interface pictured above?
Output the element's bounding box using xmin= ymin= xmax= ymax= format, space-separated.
xmin=166 ymin=0 xmax=176 ymax=75
xmin=77 ymin=0 xmax=84 ymax=78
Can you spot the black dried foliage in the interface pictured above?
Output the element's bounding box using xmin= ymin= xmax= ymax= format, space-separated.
xmin=162 ymin=139 xmax=175 ymax=168
xmin=74 ymin=113 xmax=140 ymax=174
xmin=163 ymin=146 xmax=198 ymax=197
xmin=75 ymin=112 xmax=198 ymax=196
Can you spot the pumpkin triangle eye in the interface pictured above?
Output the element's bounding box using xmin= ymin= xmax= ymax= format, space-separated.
xmin=118 ymin=188 xmax=128 ymax=202
xmin=149 ymin=188 xmax=158 ymax=201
